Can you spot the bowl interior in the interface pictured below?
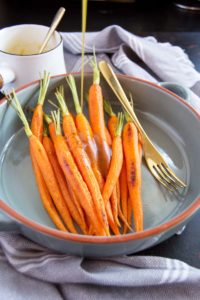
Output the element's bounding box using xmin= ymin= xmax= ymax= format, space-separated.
xmin=0 ymin=74 xmax=200 ymax=233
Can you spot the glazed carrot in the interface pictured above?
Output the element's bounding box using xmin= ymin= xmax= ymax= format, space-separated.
xmin=123 ymin=121 xmax=143 ymax=232
xmin=31 ymin=71 xmax=50 ymax=142
xmin=31 ymin=152 xmax=66 ymax=231
xmin=127 ymin=197 xmax=132 ymax=232
xmin=88 ymin=56 xmax=110 ymax=177
xmin=59 ymin=80 xmax=109 ymax=235
xmin=8 ymin=91 xmax=77 ymax=234
xmin=66 ymin=75 xmax=105 ymax=191
xmin=28 ymin=73 xmax=66 ymax=231
xmin=104 ymin=99 xmax=124 ymax=225
xmin=120 ymin=160 xmax=129 ymax=233
xmin=51 ymin=111 xmax=106 ymax=236
xmin=43 ymin=133 xmax=87 ymax=234
xmin=44 ymin=113 xmax=87 ymax=225
xmin=110 ymin=186 xmax=120 ymax=227
xmin=106 ymin=201 xmax=120 ymax=235
xmin=102 ymin=113 xmax=124 ymax=205
xmin=105 ymin=126 xmax=112 ymax=146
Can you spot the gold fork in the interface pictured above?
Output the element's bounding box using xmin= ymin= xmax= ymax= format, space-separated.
xmin=99 ymin=61 xmax=186 ymax=191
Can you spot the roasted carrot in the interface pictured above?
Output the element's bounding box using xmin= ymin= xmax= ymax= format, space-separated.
xmin=105 ymin=126 xmax=112 ymax=146
xmin=127 ymin=196 xmax=132 ymax=232
xmin=44 ymin=113 xmax=86 ymax=224
xmin=66 ymin=75 xmax=104 ymax=190
xmin=31 ymin=153 xmax=66 ymax=231
xmin=123 ymin=121 xmax=143 ymax=232
xmin=110 ymin=186 xmax=120 ymax=227
xmin=58 ymin=80 xmax=109 ymax=235
xmin=31 ymin=71 xmax=50 ymax=142
xmin=43 ymin=132 xmax=87 ymax=234
xmin=51 ymin=110 xmax=106 ymax=236
xmin=102 ymin=113 xmax=124 ymax=205
xmin=29 ymin=73 xmax=66 ymax=231
xmin=120 ymin=160 xmax=129 ymax=233
xmin=8 ymin=91 xmax=77 ymax=234
xmin=66 ymin=77 xmax=120 ymax=234
xmin=88 ymin=56 xmax=110 ymax=177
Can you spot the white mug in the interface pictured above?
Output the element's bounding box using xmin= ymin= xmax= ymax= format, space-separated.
xmin=0 ymin=24 xmax=66 ymax=90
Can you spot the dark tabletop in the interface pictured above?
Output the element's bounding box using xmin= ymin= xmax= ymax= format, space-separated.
xmin=0 ymin=0 xmax=200 ymax=268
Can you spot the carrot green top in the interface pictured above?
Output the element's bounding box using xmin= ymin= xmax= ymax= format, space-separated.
xmin=90 ymin=51 xmax=100 ymax=85
xmin=51 ymin=110 xmax=62 ymax=136
xmin=115 ymin=113 xmax=124 ymax=137
xmin=55 ymin=85 xmax=69 ymax=116
xmin=66 ymin=75 xmax=82 ymax=114
xmin=103 ymin=98 xmax=116 ymax=117
xmin=38 ymin=71 xmax=50 ymax=106
xmin=7 ymin=89 xmax=32 ymax=137
xmin=43 ymin=113 xmax=52 ymax=125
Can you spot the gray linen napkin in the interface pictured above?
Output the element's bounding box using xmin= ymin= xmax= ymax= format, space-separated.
xmin=0 ymin=26 xmax=200 ymax=299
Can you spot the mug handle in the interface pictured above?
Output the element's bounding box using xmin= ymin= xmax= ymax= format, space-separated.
xmin=0 ymin=66 xmax=15 ymax=89
xmin=0 ymin=210 xmax=19 ymax=232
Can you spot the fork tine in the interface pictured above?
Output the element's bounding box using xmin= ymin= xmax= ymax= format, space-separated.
xmin=155 ymin=165 xmax=180 ymax=190
xmin=161 ymin=163 xmax=186 ymax=188
xmin=150 ymin=166 xmax=174 ymax=192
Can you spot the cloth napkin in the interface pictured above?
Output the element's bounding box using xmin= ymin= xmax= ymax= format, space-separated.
xmin=0 ymin=25 xmax=200 ymax=300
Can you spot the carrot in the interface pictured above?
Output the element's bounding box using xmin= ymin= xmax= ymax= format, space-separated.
xmin=110 ymin=186 xmax=120 ymax=227
xmin=120 ymin=160 xmax=129 ymax=233
xmin=123 ymin=121 xmax=143 ymax=232
xmin=75 ymin=115 xmax=105 ymax=191
xmin=127 ymin=196 xmax=132 ymax=232
xmin=102 ymin=113 xmax=124 ymax=205
xmin=28 ymin=73 xmax=66 ymax=231
xmin=31 ymin=152 xmax=66 ymax=231
xmin=44 ymin=113 xmax=86 ymax=224
xmin=31 ymin=71 xmax=50 ymax=142
xmin=88 ymin=56 xmax=110 ymax=177
xmin=51 ymin=110 xmax=106 ymax=236
xmin=105 ymin=126 xmax=112 ymax=146
xmin=66 ymin=75 xmax=105 ymax=191
xmin=66 ymin=77 xmax=119 ymax=234
xmin=60 ymin=79 xmax=109 ymax=235
xmin=104 ymin=99 xmax=124 ymax=227
xmin=43 ymin=133 xmax=87 ymax=234
xmin=8 ymin=91 xmax=77 ymax=234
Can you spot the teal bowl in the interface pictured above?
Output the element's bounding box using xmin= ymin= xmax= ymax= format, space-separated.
xmin=0 ymin=73 xmax=200 ymax=256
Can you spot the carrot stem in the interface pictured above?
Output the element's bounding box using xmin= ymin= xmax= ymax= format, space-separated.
xmin=38 ymin=71 xmax=50 ymax=106
xmin=66 ymin=75 xmax=82 ymax=114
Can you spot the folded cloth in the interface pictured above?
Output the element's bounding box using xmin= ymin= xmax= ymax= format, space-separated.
xmin=0 ymin=233 xmax=200 ymax=300
xmin=62 ymin=25 xmax=200 ymax=111
xmin=1 ymin=26 xmax=200 ymax=300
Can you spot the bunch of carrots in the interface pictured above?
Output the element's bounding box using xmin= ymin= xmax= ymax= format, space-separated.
xmin=7 ymin=59 xmax=143 ymax=236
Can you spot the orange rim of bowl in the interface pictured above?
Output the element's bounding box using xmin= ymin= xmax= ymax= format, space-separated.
xmin=0 ymin=73 xmax=200 ymax=244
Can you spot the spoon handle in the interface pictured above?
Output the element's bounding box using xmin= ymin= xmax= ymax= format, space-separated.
xmin=38 ymin=7 xmax=66 ymax=54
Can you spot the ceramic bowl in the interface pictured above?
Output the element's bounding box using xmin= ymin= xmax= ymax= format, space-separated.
xmin=0 ymin=73 xmax=200 ymax=257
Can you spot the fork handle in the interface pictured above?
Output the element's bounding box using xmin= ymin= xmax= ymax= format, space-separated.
xmin=99 ymin=61 xmax=148 ymax=141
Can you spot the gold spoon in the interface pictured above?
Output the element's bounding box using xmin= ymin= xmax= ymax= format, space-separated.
xmin=38 ymin=7 xmax=66 ymax=54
